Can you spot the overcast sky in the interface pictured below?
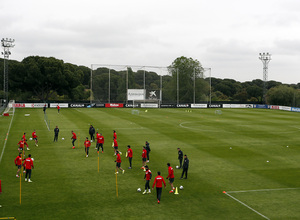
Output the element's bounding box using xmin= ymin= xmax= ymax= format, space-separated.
xmin=1 ymin=0 xmax=300 ymax=83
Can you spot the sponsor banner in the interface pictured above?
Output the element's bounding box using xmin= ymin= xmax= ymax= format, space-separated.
xmin=13 ymin=103 xmax=25 ymax=108
xmin=223 ymin=104 xmax=253 ymax=108
xmin=50 ymin=103 xmax=68 ymax=108
xmin=208 ymin=104 xmax=222 ymax=108
xmin=141 ymin=103 xmax=158 ymax=108
xmin=270 ymin=105 xmax=279 ymax=110
xmin=127 ymin=89 xmax=146 ymax=101
xmin=94 ymin=103 xmax=105 ymax=108
xmin=160 ymin=104 xmax=175 ymax=108
xmin=146 ymin=90 xmax=160 ymax=100
xmin=253 ymin=104 xmax=269 ymax=109
xmin=279 ymin=106 xmax=291 ymax=111
xmin=191 ymin=104 xmax=207 ymax=108
xmin=125 ymin=104 xmax=139 ymax=108
xmin=105 ymin=103 xmax=124 ymax=108
xmin=176 ymin=104 xmax=190 ymax=108
xmin=69 ymin=103 xmax=86 ymax=108
xmin=32 ymin=103 xmax=47 ymax=108
xmin=291 ymin=107 xmax=300 ymax=112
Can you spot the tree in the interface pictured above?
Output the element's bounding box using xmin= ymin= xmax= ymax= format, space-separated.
xmin=168 ymin=56 xmax=204 ymax=103
xmin=266 ymin=85 xmax=295 ymax=106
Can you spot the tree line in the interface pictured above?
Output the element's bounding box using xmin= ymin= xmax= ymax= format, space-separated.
xmin=1 ymin=55 xmax=300 ymax=107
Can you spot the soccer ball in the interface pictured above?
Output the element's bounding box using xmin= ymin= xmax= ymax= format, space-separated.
xmin=179 ymin=185 xmax=184 ymax=190
xmin=62 ymin=138 xmax=65 ymax=140
xmin=29 ymin=137 xmax=32 ymax=141
xmin=176 ymin=165 xmax=179 ymax=169
xmin=137 ymin=188 xmax=141 ymax=192
xmin=31 ymin=158 xmax=34 ymax=161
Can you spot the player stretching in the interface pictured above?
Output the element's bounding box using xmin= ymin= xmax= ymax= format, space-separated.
xmin=71 ymin=131 xmax=77 ymax=149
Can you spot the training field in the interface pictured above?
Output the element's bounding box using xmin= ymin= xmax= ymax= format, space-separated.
xmin=0 ymin=107 xmax=300 ymax=220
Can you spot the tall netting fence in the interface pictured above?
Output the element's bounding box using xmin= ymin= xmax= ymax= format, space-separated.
xmin=91 ymin=64 xmax=211 ymax=104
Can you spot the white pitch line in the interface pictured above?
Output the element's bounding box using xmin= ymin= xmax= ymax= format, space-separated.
xmin=224 ymin=192 xmax=270 ymax=220
xmin=227 ymin=187 xmax=300 ymax=194
xmin=0 ymin=112 xmax=15 ymax=165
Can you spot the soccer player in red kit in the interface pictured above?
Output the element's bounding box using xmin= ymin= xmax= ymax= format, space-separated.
xmin=71 ymin=131 xmax=77 ymax=149
xmin=18 ymin=138 xmax=29 ymax=152
xmin=115 ymin=151 xmax=125 ymax=174
xmin=84 ymin=137 xmax=91 ymax=157
xmin=113 ymin=137 xmax=118 ymax=155
xmin=166 ymin=163 xmax=175 ymax=193
xmin=141 ymin=146 xmax=147 ymax=169
xmin=127 ymin=145 xmax=133 ymax=169
xmin=97 ymin=133 xmax=104 ymax=153
xmin=24 ymin=154 xmax=34 ymax=182
xmin=143 ymin=165 xmax=152 ymax=194
xmin=113 ymin=130 xmax=117 ymax=140
xmin=57 ymin=105 xmax=60 ymax=114
xmin=14 ymin=152 xmax=23 ymax=177
xmin=152 ymin=171 xmax=166 ymax=204
xmin=22 ymin=132 xmax=27 ymax=141
xmin=32 ymin=129 xmax=38 ymax=146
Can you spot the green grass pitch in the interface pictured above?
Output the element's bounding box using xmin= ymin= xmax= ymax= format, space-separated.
xmin=0 ymin=108 xmax=299 ymax=220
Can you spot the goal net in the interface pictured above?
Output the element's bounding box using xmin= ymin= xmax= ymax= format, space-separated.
xmin=2 ymin=100 xmax=15 ymax=116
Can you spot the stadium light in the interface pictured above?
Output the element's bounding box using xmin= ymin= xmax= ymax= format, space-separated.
xmin=259 ymin=52 xmax=271 ymax=104
xmin=1 ymin=38 xmax=15 ymax=106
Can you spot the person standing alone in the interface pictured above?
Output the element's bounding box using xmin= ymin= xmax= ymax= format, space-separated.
xmin=84 ymin=137 xmax=91 ymax=157
xmin=89 ymin=125 xmax=95 ymax=142
xmin=54 ymin=126 xmax=59 ymax=142
xmin=71 ymin=131 xmax=77 ymax=149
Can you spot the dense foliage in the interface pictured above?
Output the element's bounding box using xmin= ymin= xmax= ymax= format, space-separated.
xmin=1 ymin=56 xmax=300 ymax=106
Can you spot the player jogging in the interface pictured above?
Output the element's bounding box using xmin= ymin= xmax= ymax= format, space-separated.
xmin=113 ymin=130 xmax=117 ymax=140
xmin=71 ymin=131 xmax=77 ymax=149
xmin=115 ymin=151 xmax=125 ymax=174
xmin=152 ymin=171 xmax=166 ymax=204
xmin=113 ymin=137 xmax=118 ymax=155
xmin=24 ymin=154 xmax=34 ymax=182
xmin=143 ymin=165 xmax=152 ymax=194
xmin=84 ymin=137 xmax=91 ymax=157
xmin=127 ymin=145 xmax=133 ymax=169
xmin=166 ymin=163 xmax=175 ymax=193
xmin=32 ymin=129 xmax=38 ymax=146
xmin=14 ymin=152 xmax=23 ymax=177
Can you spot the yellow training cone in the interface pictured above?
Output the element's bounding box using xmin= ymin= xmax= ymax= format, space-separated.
xmin=174 ymin=187 xmax=179 ymax=195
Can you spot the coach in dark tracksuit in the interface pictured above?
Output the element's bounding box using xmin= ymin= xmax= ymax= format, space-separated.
xmin=177 ymin=148 xmax=183 ymax=168
xmin=180 ymin=155 xmax=189 ymax=179
xmin=89 ymin=125 xmax=95 ymax=142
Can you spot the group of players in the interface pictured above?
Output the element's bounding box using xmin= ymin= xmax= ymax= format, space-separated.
xmin=14 ymin=131 xmax=37 ymax=182
xmin=14 ymin=124 xmax=189 ymax=204
xmin=69 ymin=126 xmax=190 ymax=204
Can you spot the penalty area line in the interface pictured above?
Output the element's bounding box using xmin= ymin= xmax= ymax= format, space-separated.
xmin=223 ymin=191 xmax=270 ymax=220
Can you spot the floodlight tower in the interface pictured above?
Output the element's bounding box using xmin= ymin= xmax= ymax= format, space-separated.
xmin=259 ymin=52 xmax=271 ymax=104
xmin=1 ymin=38 xmax=15 ymax=106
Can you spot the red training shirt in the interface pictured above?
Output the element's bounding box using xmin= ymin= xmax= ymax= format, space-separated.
xmin=152 ymin=175 xmax=166 ymax=188
xmin=167 ymin=166 xmax=175 ymax=179
xmin=24 ymin=157 xmax=34 ymax=170
xmin=114 ymin=139 xmax=118 ymax=147
xmin=142 ymin=149 xmax=147 ymax=158
xmin=72 ymin=132 xmax=77 ymax=140
xmin=32 ymin=131 xmax=37 ymax=139
xmin=15 ymin=155 xmax=23 ymax=165
xmin=127 ymin=148 xmax=133 ymax=158
xmin=84 ymin=140 xmax=91 ymax=148
xmin=116 ymin=153 xmax=121 ymax=163
xmin=145 ymin=169 xmax=152 ymax=181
